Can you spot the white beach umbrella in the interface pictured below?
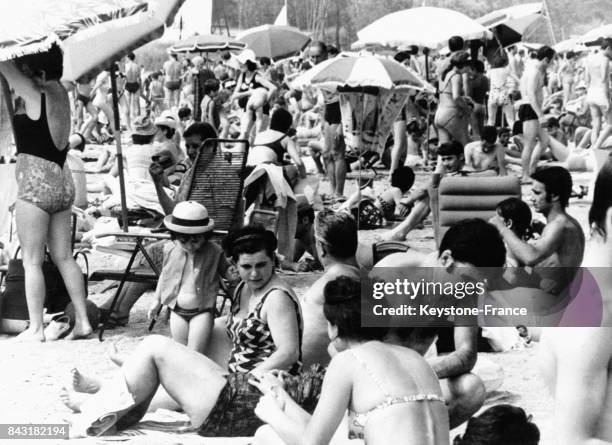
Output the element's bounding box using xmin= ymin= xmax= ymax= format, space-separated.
xmin=578 ymin=24 xmax=612 ymax=45
xmin=354 ymin=7 xmax=492 ymax=50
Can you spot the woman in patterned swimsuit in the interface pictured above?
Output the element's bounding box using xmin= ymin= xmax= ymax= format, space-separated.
xmin=252 ymin=276 xmax=449 ymax=445
xmin=60 ymin=226 xmax=324 ymax=438
xmin=0 ymin=44 xmax=93 ymax=342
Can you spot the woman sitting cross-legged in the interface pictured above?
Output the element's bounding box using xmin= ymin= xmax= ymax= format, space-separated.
xmin=60 ymin=225 xmax=324 ymax=438
xmin=252 ymin=276 xmax=449 ymax=445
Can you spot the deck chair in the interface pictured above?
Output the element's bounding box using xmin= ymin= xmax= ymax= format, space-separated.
xmin=184 ymin=139 xmax=250 ymax=237
xmin=91 ymin=139 xmax=250 ymax=340
xmin=432 ymin=175 xmax=521 ymax=247
xmin=248 ymin=208 xmax=280 ymax=236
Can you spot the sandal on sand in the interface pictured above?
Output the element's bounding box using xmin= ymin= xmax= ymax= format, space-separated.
xmin=44 ymin=315 xmax=72 ymax=341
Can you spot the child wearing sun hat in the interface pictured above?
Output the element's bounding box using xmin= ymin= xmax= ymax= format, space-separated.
xmin=149 ymin=201 xmax=231 ymax=353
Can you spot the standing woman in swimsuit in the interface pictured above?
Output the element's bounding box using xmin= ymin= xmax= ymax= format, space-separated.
xmin=435 ymin=52 xmax=472 ymax=146
xmin=558 ymin=52 xmax=576 ymax=108
xmin=252 ymin=276 xmax=449 ymax=445
xmin=0 ymin=44 xmax=93 ymax=341
xmin=91 ymin=69 xmax=116 ymax=137
xmin=232 ymin=50 xmax=277 ymax=147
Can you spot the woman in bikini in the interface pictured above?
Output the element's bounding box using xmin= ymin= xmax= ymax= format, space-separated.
xmin=232 ymin=50 xmax=277 ymax=147
xmin=252 ymin=276 xmax=449 ymax=445
xmin=435 ymin=52 xmax=472 ymax=146
xmin=0 ymin=44 xmax=93 ymax=341
xmin=60 ymin=226 xmax=324 ymax=438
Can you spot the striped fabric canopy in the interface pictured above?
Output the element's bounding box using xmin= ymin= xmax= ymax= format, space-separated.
xmin=308 ymin=55 xmax=435 ymax=92
xmin=170 ymin=34 xmax=246 ymax=54
xmin=0 ymin=0 xmax=184 ymax=81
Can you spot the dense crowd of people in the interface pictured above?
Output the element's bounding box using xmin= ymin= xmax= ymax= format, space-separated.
xmin=2 ymin=26 xmax=612 ymax=445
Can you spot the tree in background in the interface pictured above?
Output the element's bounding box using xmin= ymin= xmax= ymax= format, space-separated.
xmin=212 ymin=0 xmax=612 ymax=48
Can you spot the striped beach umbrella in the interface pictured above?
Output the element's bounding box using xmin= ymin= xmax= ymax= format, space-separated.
xmin=170 ymin=34 xmax=246 ymax=54
xmin=0 ymin=0 xmax=184 ymax=82
xmin=308 ymin=55 xmax=435 ymax=92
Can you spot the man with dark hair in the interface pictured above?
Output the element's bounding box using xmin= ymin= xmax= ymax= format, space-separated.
xmin=382 ymin=141 xmax=466 ymax=241
xmin=464 ymin=125 xmax=507 ymax=175
xmin=163 ymin=52 xmax=182 ymax=110
xmin=490 ymin=166 xmax=585 ymax=294
xmin=124 ymin=52 xmax=142 ymax=122
xmin=374 ymin=218 xmax=512 ymax=428
xmin=518 ymin=45 xmax=556 ymax=183
xmin=467 ymin=59 xmax=489 ymax=140
xmin=307 ymin=41 xmax=347 ymax=201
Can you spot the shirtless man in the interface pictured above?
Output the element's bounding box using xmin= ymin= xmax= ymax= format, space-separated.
xmin=464 ymin=125 xmax=507 ymax=175
xmin=490 ymin=166 xmax=585 ymax=295
xmin=75 ymin=76 xmax=96 ymax=136
xmin=539 ymin=172 xmax=612 ymax=445
xmin=300 ymin=209 xmax=362 ymax=367
xmin=382 ymin=140 xmax=465 ymax=241
xmin=372 ymin=219 xmax=512 ymax=427
xmin=310 ymin=41 xmax=347 ymax=200
xmin=518 ymin=45 xmax=555 ymax=183
xmin=163 ymin=53 xmax=182 ymax=110
xmin=124 ymin=52 xmax=141 ymax=122
xmin=586 ymin=39 xmax=612 ymax=170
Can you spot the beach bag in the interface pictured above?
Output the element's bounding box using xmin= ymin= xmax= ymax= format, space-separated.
xmin=351 ymin=199 xmax=383 ymax=229
xmin=3 ymin=247 xmax=88 ymax=316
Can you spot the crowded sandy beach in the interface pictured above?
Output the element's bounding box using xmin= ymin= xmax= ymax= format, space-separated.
xmin=1 ymin=1 xmax=612 ymax=444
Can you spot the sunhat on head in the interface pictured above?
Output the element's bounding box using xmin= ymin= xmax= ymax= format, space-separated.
xmin=237 ymin=49 xmax=257 ymax=65
xmin=154 ymin=111 xmax=178 ymax=129
xmin=132 ymin=115 xmax=157 ymax=136
xmin=164 ymin=201 xmax=215 ymax=234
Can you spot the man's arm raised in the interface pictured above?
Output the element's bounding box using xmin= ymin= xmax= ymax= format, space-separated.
xmin=495 ymin=217 xmax=563 ymax=267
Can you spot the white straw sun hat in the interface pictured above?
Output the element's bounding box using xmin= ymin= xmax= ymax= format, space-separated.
xmin=163 ymin=201 xmax=215 ymax=234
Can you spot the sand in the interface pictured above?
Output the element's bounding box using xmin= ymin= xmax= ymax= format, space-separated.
xmin=0 ymin=157 xmax=595 ymax=444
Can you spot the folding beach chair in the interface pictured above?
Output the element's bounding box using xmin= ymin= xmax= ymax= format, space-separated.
xmin=432 ymin=175 xmax=521 ymax=247
xmin=90 ymin=139 xmax=249 ymax=339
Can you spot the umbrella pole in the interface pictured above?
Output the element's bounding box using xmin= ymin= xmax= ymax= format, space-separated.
xmin=109 ymin=63 xmax=129 ymax=233
xmin=425 ymin=51 xmax=431 ymax=167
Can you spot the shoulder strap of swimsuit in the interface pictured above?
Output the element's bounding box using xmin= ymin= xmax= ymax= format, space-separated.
xmin=254 ymin=287 xmax=295 ymax=317
xmin=349 ymin=348 xmax=392 ymax=398
xmin=231 ymin=281 xmax=248 ymax=314
xmin=441 ymin=73 xmax=457 ymax=93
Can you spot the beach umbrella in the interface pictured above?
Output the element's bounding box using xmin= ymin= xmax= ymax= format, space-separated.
xmin=307 ymin=55 xmax=434 ymax=154
xmin=554 ymin=38 xmax=587 ymax=54
xmin=354 ymin=7 xmax=492 ymax=50
xmin=578 ymin=24 xmax=612 ymax=46
xmin=0 ymin=0 xmax=184 ymax=82
xmin=477 ymin=2 xmax=544 ymax=47
xmin=308 ymin=55 xmax=435 ymax=92
xmin=169 ymin=34 xmax=246 ymax=54
xmin=0 ymin=0 xmax=185 ymax=231
xmin=236 ymin=24 xmax=311 ymax=60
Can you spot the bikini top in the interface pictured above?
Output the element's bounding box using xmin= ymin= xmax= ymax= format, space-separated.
xmin=13 ymin=93 xmax=68 ymax=167
xmin=347 ymin=347 xmax=445 ymax=440
xmin=254 ymin=133 xmax=287 ymax=164
xmin=238 ymin=71 xmax=267 ymax=109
